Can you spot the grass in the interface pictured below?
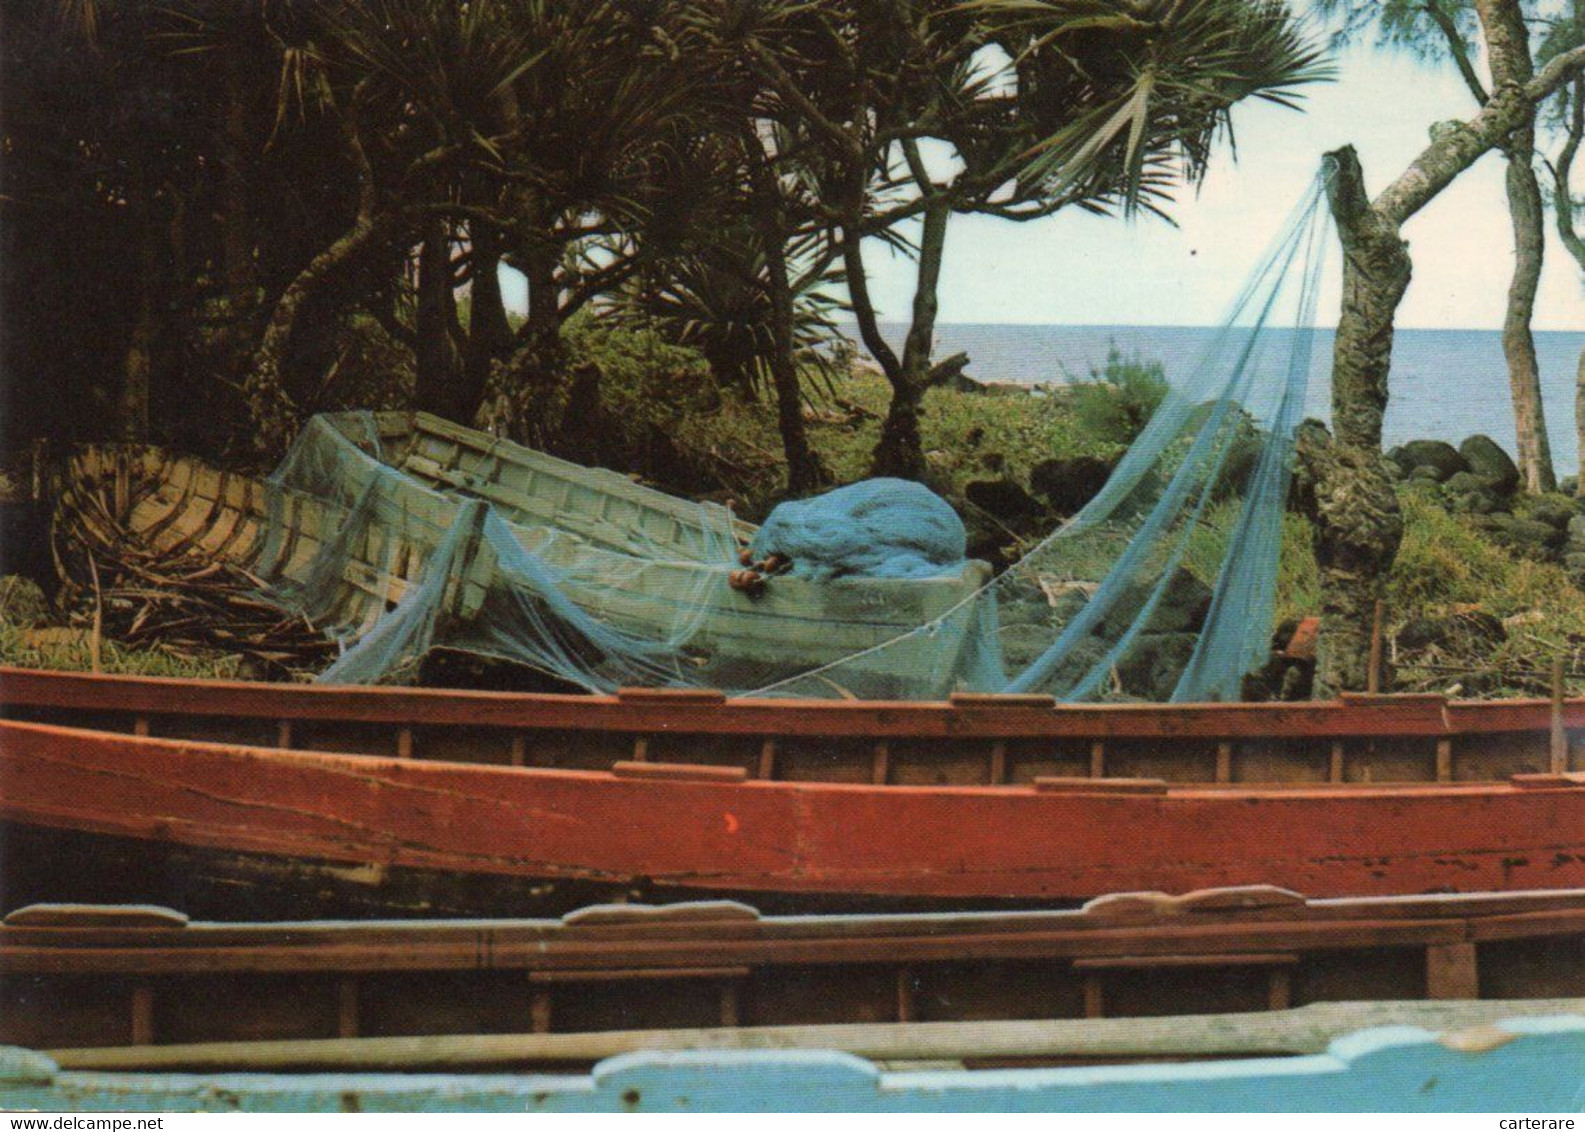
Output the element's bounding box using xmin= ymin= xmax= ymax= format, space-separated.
xmin=0 ymin=619 xmax=245 ymax=680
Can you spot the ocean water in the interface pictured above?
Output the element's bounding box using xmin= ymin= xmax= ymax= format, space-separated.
xmin=854 ymin=324 xmax=1585 ymax=476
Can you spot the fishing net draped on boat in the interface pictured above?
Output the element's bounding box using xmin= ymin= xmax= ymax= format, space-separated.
xmin=244 ymin=170 xmax=1331 ymax=701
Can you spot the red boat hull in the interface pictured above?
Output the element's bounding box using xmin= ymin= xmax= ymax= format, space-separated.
xmin=4 ymin=719 xmax=1584 ymax=910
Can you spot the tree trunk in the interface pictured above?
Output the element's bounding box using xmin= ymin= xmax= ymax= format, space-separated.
xmin=1553 ymin=74 xmax=1584 ymax=497
xmin=1310 ymin=146 xmax=1410 ymax=697
xmin=1300 ymin=33 xmax=1585 ymax=694
xmin=1577 ymin=349 xmax=1585 ymax=499
xmin=460 ymin=226 xmax=512 ymax=425
xmin=121 ymin=159 xmax=157 ymax=444
xmin=870 ymin=198 xmax=950 ymax=480
xmin=1500 ymin=141 xmax=1554 ymax=492
xmin=121 ymin=230 xmax=156 ymax=444
xmin=245 ymin=213 xmax=393 ymax=458
xmin=219 ymin=52 xmax=255 ymax=295
xmin=479 ymin=241 xmax=564 ymax=444
xmin=414 ymin=216 xmax=463 ymax=419
xmin=746 ymin=139 xmax=825 ymax=494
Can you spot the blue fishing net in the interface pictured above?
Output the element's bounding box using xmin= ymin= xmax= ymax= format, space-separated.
xmin=749 ymin=479 xmax=970 ymax=581
xmin=245 ymin=169 xmax=1332 ymax=701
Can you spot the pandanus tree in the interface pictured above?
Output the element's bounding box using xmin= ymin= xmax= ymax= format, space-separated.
xmin=700 ymin=0 xmax=1329 ymax=482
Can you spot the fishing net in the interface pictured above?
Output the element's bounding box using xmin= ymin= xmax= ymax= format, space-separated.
xmin=247 ymin=168 xmax=1331 ymax=701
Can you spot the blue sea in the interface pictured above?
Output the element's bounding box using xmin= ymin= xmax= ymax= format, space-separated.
xmin=854 ymin=324 xmax=1585 ymax=476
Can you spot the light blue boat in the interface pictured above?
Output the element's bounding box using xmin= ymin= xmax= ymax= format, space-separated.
xmin=3 ymin=1016 xmax=1581 ymax=1113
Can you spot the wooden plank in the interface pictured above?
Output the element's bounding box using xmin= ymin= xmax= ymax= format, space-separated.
xmin=1072 ymin=954 xmax=1299 ymax=971
xmin=337 ymin=978 xmax=359 ymax=1039
xmin=46 ymin=999 xmax=1585 ymax=1073
xmin=1425 ymin=942 xmax=1480 ymax=1000
xmin=130 ymin=986 xmax=154 ymax=1047
xmin=14 ymin=663 xmax=1585 ymax=746
xmin=528 ymin=966 xmax=751 ymax=984
xmin=609 ymin=760 xmax=746 ymax=784
xmin=1034 ymin=777 xmax=1168 ymax=795
xmin=896 ymin=969 xmax=916 ymax=1024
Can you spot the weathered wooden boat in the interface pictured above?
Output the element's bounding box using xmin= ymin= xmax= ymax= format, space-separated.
xmin=63 ymin=411 xmax=992 ymax=693
xmin=2 ymin=1016 xmax=1582 ymax=1111
xmin=4 ymin=666 xmax=1585 ymax=916
xmin=2 ymin=888 xmax=1581 ymax=1058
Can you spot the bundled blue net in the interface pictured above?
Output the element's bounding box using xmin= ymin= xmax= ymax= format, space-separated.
xmin=245 ymin=169 xmax=1332 ymax=701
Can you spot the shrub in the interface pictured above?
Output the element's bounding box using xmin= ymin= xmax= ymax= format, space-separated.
xmin=1069 ymin=348 xmax=1169 ymax=447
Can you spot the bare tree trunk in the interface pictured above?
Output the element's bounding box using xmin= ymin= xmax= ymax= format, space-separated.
xmin=245 ymin=214 xmax=393 ymax=458
xmin=219 ymin=52 xmax=254 ymax=296
xmin=1502 ymin=143 xmax=1554 ymax=491
xmin=1309 ymin=146 xmax=1409 ymax=697
xmin=121 ymin=226 xmax=156 ymax=444
xmin=1302 ymin=22 xmax=1585 ymax=694
xmin=1554 ymin=74 xmax=1585 ymax=496
xmin=414 ymin=216 xmax=463 ymax=419
xmin=245 ymin=106 xmax=387 ymax=459
xmin=747 ymin=139 xmax=825 ymax=494
xmin=480 ymin=239 xmax=565 ymax=443
xmin=460 ymin=225 xmax=512 ymax=424
xmin=1475 ymin=0 xmax=1555 ymax=491
xmin=870 ymin=197 xmax=950 ymax=481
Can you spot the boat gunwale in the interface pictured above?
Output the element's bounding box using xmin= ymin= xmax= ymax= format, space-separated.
xmin=2 ymin=716 xmax=1581 ymax=803
xmin=4 ymin=664 xmax=1583 ymax=742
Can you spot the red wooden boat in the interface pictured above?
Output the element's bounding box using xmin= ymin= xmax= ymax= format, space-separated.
xmin=4 ymin=666 xmax=1585 ymax=918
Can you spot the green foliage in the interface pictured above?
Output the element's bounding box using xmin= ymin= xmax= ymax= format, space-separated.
xmin=1068 ymin=349 xmax=1170 ymax=447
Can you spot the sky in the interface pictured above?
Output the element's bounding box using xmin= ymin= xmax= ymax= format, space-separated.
xmin=858 ymin=39 xmax=1585 ymax=331
xmin=501 ymin=27 xmax=1585 ymax=332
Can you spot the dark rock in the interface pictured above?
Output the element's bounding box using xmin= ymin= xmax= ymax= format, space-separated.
xmin=1098 ymin=568 xmax=1214 ymax=637
xmin=1440 ymin=471 xmax=1502 ymax=515
xmin=1029 ymin=455 xmax=1115 ymax=515
xmin=1045 ymin=637 xmax=1111 ymax=692
xmin=1517 ymin=492 xmax=1580 ymax=531
xmin=963 ymin=478 xmax=1042 ymax=522
xmin=1459 ymin=435 xmax=1520 ymax=495
xmin=1243 ymin=650 xmax=1316 ymax=703
xmin=1115 ymin=632 xmax=1198 ymax=699
xmin=1476 ymin=511 xmax=1564 ymax=555
xmin=1393 ymin=439 xmax=1468 ymax=482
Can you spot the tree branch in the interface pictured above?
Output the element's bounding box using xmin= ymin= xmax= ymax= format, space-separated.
xmin=1422 ymin=0 xmax=1489 ymax=104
